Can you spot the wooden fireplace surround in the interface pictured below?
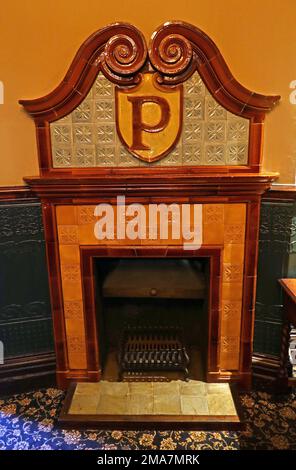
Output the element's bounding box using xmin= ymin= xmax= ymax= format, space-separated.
xmin=19 ymin=21 xmax=280 ymax=390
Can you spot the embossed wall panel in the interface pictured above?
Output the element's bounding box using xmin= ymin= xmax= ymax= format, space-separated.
xmin=0 ymin=202 xmax=54 ymax=358
xmin=254 ymin=200 xmax=296 ymax=356
xmin=50 ymin=73 xmax=249 ymax=168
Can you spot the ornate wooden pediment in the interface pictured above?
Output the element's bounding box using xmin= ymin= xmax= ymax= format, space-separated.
xmin=20 ymin=21 xmax=280 ymax=174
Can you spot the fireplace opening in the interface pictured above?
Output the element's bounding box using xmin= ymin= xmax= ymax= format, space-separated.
xmin=94 ymin=258 xmax=209 ymax=383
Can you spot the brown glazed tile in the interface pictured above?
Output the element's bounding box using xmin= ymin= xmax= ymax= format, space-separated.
xmin=243 ymin=275 xmax=257 ymax=311
xmin=136 ymin=247 xmax=167 ymax=257
xmin=197 ymin=62 xmax=221 ymax=95
xmin=211 ymin=278 xmax=222 ymax=310
xmin=210 ymin=54 xmax=233 ymax=83
xmin=106 ymin=246 xmax=138 ymax=257
xmin=214 ymin=88 xmax=245 ymax=116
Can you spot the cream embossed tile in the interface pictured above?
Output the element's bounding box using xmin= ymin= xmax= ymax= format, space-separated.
xmin=180 ymin=395 xmax=209 ymax=415
xmin=153 ymin=394 xmax=181 ymax=415
xmin=206 ymin=383 xmax=230 ymax=394
xmin=69 ymin=394 xmax=100 ymax=414
xmin=153 ymin=381 xmax=180 ymax=395
xmin=179 ymin=380 xmax=206 ymax=396
xmin=96 ymin=394 xmax=128 ymax=415
xmin=98 ymin=381 xmax=129 ymax=397
xmin=207 ymin=394 xmax=237 ymax=416
xmin=127 ymin=393 xmax=154 ymax=415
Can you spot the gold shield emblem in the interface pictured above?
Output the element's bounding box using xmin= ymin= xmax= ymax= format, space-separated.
xmin=116 ymin=73 xmax=183 ymax=163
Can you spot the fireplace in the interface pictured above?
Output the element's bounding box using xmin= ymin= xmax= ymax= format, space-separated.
xmin=93 ymin=257 xmax=208 ymax=382
xmin=20 ymin=21 xmax=279 ymax=427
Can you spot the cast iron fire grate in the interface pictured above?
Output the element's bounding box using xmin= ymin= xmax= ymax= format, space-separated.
xmin=119 ymin=324 xmax=190 ymax=381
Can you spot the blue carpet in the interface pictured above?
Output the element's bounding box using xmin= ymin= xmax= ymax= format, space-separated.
xmin=0 ymin=386 xmax=295 ymax=450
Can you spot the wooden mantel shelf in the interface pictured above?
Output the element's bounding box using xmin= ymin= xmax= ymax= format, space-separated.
xmin=24 ymin=172 xmax=278 ymax=199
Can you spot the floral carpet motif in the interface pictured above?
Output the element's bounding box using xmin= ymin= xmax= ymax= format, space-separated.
xmin=0 ymin=385 xmax=295 ymax=450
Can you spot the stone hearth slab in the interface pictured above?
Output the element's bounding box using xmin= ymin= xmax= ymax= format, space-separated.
xmin=59 ymin=380 xmax=243 ymax=430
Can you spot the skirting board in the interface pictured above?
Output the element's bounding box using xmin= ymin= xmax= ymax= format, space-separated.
xmin=0 ymin=352 xmax=56 ymax=395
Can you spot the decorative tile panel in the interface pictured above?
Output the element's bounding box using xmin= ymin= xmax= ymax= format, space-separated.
xmin=56 ymin=202 xmax=247 ymax=373
xmin=72 ymin=101 xmax=93 ymax=123
xmin=50 ymin=72 xmax=249 ymax=168
xmin=64 ymin=301 xmax=84 ymax=320
xmin=73 ymin=124 xmax=93 ymax=144
xmin=51 ymin=125 xmax=72 ymax=144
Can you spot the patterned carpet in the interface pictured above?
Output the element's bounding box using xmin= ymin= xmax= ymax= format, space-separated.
xmin=0 ymin=384 xmax=295 ymax=450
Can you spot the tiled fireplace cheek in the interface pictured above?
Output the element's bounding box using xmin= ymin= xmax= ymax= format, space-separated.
xmin=56 ymin=203 xmax=246 ymax=379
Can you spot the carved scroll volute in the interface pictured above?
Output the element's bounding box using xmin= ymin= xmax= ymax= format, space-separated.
xmin=100 ymin=27 xmax=148 ymax=85
xmin=149 ymin=27 xmax=195 ymax=85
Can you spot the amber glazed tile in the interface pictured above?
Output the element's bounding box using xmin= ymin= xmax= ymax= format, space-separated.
xmin=56 ymin=206 xmax=78 ymax=225
xmin=59 ymin=244 xmax=80 ymax=265
xmin=223 ymin=243 xmax=245 ymax=264
xmin=56 ymin=202 xmax=248 ymax=381
xmin=224 ymin=204 xmax=246 ymax=224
